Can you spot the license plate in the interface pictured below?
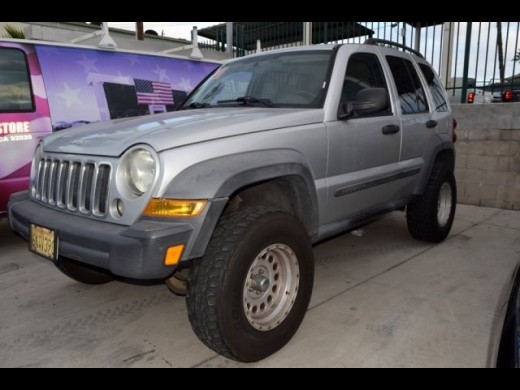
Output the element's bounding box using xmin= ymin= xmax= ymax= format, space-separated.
xmin=29 ymin=224 xmax=58 ymax=261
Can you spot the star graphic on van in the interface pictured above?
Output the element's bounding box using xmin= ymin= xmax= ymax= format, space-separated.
xmin=178 ymin=78 xmax=193 ymax=92
xmin=57 ymin=84 xmax=82 ymax=108
xmin=76 ymin=55 xmax=99 ymax=74
xmin=153 ymin=66 xmax=170 ymax=82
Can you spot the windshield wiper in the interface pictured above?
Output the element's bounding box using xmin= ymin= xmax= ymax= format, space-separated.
xmin=218 ymin=96 xmax=273 ymax=108
xmin=182 ymin=102 xmax=212 ymax=110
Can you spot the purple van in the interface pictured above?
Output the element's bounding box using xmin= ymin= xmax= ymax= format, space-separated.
xmin=0 ymin=40 xmax=219 ymax=217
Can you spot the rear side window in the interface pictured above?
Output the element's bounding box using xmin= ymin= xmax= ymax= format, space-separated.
xmin=386 ymin=56 xmax=429 ymax=115
xmin=419 ymin=64 xmax=448 ymax=112
xmin=0 ymin=48 xmax=34 ymax=113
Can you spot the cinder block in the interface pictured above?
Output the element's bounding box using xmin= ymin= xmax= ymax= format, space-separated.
xmin=459 ymin=197 xmax=481 ymax=207
xmin=510 ymin=157 xmax=520 ymax=171
xmin=480 ymin=199 xmax=514 ymax=210
xmin=468 ymin=129 xmax=501 ymax=141
xmin=500 ymin=130 xmax=513 ymax=141
xmin=455 ymin=154 xmax=467 ymax=169
xmin=466 ymin=142 xmax=487 ymax=156
xmin=466 ymin=155 xmax=500 ymax=171
xmin=509 ymin=142 xmax=520 ymax=157
xmin=498 ymin=157 xmax=513 ymax=172
xmin=482 ymin=171 xmax=514 ymax=187
xmin=456 ymin=168 xmax=482 ymax=184
xmin=457 ymin=129 xmax=470 ymax=141
xmin=464 ymin=182 xmax=498 ymax=201
xmin=485 ymin=141 xmax=513 ymax=156
xmin=497 ymin=187 xmax=520 ymax=203
xmin=455 ymin=142 xmax=469 ymax=156
xmin=511 ymin=130 xmax=520 ymax=141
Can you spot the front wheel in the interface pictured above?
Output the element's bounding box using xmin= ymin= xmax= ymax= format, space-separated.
xmin=407 ymin=163 xmax=457 ymax=243
xmin=187 ymin=207 xmax=314 ymax=363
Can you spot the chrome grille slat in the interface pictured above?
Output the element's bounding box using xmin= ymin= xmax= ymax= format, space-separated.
xmin=32 ymin=157 xmax=111 ymax=217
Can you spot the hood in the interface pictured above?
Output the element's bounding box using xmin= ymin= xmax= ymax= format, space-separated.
xmin=43 ymin=108 xmax=324 ymax=157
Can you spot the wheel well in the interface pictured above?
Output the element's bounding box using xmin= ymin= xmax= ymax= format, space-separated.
xmin=434 ymin=149 xmax=455 ymax=172
xmin=226 ymin=176 xmax=314 ymax=236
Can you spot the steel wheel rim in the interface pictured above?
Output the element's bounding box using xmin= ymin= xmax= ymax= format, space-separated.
xmin=243 ymin=244 xmax=300 ymax=332
xmin=437 ymin=182 xmax=452 ymax=228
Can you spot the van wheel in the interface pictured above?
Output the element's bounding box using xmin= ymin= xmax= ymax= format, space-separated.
xmin=56 ymin=258 xmax=114 ymax=285
xmin=407 ymin=163 xmax=457 ymax=243
xmin=187 ymin=207 xmax=314 ymax=363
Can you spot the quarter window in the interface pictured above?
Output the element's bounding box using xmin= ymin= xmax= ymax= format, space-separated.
xmin=0 ymin=48 xmax=34 ymax=113
xmin=386 ymin=56 xmax=429 ymax=114
xmin=419 ymin=64 xmax=448 ymax=112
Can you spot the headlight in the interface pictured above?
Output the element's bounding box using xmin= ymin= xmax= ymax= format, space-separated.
xmin=119 ymin=148 xmax=157 ymax=197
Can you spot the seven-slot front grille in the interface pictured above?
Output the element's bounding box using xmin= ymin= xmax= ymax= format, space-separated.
xmin=33 ymin=158 xmax=111 ymax=217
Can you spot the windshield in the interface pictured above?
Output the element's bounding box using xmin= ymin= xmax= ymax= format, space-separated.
xmin=183 ymin=50 xmax=334 ymax=109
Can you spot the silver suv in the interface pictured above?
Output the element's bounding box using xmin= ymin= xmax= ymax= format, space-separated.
xmin=9 ymin=40 xmax=457 ymax=363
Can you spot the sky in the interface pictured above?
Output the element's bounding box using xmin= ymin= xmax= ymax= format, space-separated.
xmin=108 ymin=22 xmax=222 ymax=40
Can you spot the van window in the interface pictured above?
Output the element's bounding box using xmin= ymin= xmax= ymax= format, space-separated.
xmin=419 ymin=64 xmax=448 ymax=112
xmin=386 ymin=56 xmax=429 ymax=115
xmin=0 ymin=48 xmax=34 ymax=113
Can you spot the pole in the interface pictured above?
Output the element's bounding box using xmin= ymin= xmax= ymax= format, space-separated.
xmin=226 ymin=22 xmax=234 ymax=54
xmin=461 ymin=23 xmax=473 ymax=104
xmin=440 ymin=23 xmax=455 ymax=89
xmin=304 ymin=22 xmax=312 ymax=45
xmin=414 ymin=23 xmax=421 ymax=52
xmin=136 ymin=22 xmax=144 ymax=41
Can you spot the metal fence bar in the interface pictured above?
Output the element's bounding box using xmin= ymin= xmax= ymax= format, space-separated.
xmin=461 ymin=23 xmax=473 ymax=103
xmin=200 ymin=22 xmax=519 ymax=104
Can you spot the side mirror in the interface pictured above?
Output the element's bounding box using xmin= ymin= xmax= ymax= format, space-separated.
xmin=339 ymin=88 xmax=389 ymax=120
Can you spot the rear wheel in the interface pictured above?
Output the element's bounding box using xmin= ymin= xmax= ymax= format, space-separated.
xmin=56 ymin=258 xmax=114 ymax=285
xmin=187 ymin=207 xmax=314 ymax=362
xmin=407 ymin=163 xmax=457 ymax=243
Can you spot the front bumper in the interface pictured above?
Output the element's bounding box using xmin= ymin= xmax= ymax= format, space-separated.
xmin=8 ymin=192 xmax=195 ymax=280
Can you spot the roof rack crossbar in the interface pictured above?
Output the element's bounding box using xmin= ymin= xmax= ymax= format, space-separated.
xmin=364 ymin=38 xmax=424 ymax=58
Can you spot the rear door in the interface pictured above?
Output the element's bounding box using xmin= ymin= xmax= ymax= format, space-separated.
xmin=0 ymin=42 xmax=51 ymax=215
xmin=384 ymin=53 xmax=434 ymax=197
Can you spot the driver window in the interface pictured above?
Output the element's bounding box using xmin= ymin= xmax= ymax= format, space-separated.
xmin=341 ymin=53 xmax=391 ymax=116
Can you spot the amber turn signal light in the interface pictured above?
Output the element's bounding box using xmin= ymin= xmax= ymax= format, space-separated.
xmin=144 ymin=199 xmax=207 ymax=218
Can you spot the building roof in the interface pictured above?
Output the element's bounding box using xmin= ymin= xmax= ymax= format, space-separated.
xmin=405 ymin=22 xmax=444 ymax=28
xmin=199 ymin=22 xmax=374 ymax=51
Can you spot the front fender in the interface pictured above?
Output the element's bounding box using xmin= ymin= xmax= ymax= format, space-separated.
xmin=162 ymin=149 xmax=320 ymax=239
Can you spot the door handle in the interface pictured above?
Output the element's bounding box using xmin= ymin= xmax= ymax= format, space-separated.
xmin=382 ymin=125 xmax=400 ymax=135
xmin=426 ymin=120 xmax=438 ymax=129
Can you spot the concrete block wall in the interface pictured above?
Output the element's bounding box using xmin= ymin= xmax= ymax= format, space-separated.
xmin=453 ymin=104 xmax=520 ymax=210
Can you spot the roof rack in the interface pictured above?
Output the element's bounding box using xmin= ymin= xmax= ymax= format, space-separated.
xmin=364 ymin=38 xmax=424 ymax=58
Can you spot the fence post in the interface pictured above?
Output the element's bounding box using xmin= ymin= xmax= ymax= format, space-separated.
xmin=226 ymin=22 xmax=234 ymax=55
xmin=461 ymin=22 xmax=473 ymax=104
xmin=304 ymin=22 xmax=313 ymax=45
xmin=441 ymin=23 xmax=455 ymax=89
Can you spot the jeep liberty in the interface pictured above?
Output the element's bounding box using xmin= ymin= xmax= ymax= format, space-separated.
xmin=9 ymin=40 xmax=457 ymax=362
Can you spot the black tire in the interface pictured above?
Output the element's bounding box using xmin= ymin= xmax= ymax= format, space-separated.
xmin=407 ymin=163 xmax=457 ymax=243
xmin=56 ymin=257 xmax=114 ymax=285
xmin=187 ymin=207 xmax=314 ymax=363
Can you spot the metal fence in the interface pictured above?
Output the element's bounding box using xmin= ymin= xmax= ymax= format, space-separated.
xmin=199 ymin=22 xmax=520 ymax=104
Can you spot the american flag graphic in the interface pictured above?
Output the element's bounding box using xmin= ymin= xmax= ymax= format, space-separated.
xmin=134 ymin=79 xmax=174 ymax=105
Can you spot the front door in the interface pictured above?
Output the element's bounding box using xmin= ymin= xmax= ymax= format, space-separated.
xmin=324 ymin=52 xmax=402 ymax=226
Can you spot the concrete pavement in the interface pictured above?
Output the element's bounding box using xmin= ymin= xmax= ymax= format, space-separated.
xmin=0 ymin=205 xmax=519 ymax=368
